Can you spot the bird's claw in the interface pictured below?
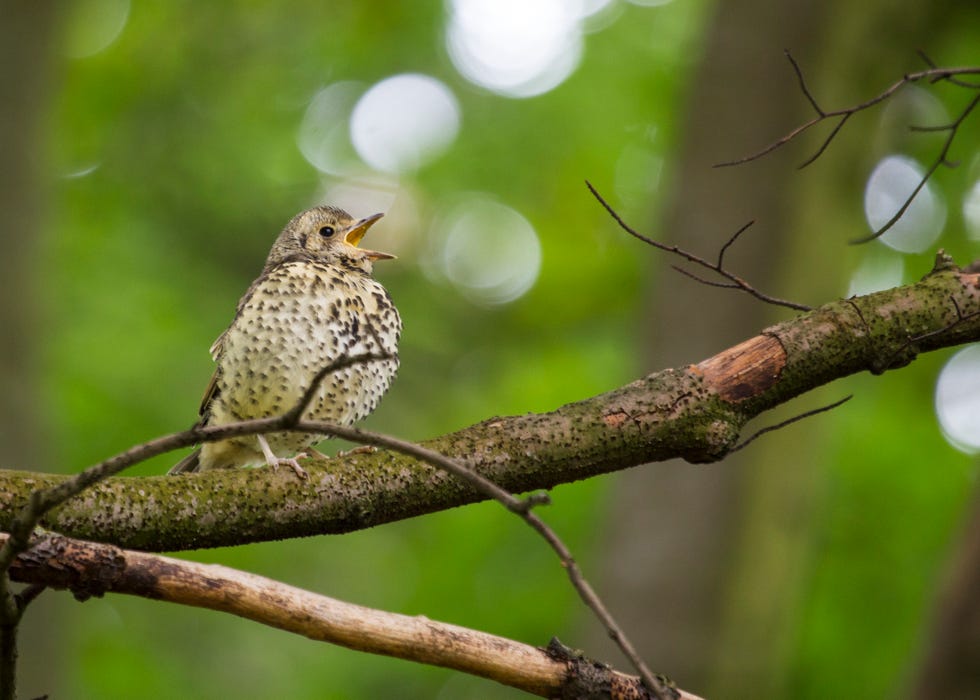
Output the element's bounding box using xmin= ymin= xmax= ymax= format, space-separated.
xmin=270 ymin=452 xmax=309 ymax=480
xmin=258 ymin=434 xmax=309 ymax=479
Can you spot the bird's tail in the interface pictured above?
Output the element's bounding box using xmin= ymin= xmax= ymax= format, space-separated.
xmin=169 ymin=449 xmax=202 ymax=475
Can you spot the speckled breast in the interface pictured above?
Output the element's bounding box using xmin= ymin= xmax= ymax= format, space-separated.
xmin=213 ymin=260 xmax=401 ymax=454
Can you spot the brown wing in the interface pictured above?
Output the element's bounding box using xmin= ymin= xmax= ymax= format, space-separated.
xmin=196 ymin=268 xmax=271 ymax=420
xmin=198 ymin=366 xmax=221 ymax=419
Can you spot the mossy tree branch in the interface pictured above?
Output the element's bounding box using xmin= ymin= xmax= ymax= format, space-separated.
xmin=0 ymin=253 xmax=977 ymax=553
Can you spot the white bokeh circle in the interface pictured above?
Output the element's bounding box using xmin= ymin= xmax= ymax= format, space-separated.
xmin=935 ymin=344 xmax=980 ymax=454
xmin=349 ymin=74 xmax=460 ymax=174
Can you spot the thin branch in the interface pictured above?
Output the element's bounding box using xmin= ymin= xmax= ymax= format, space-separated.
xmin=713 ymin=52 xmax=980 ymax=244
xmin=0 ymin=574 xmax=19 ymax=700
xmin=798 ymin=111 xmax=851 ymax=169
xmin=6 ymin=533 xmax=702 ymax=700
xmin=13 ymin=585 xmax=46 ymax=611
xmin=731 ymin=395 xmax=852 ymax=452
xmin=586 ymin=181 xmax=811 ymax=311
xmin=716 ymin=53 xmax=980 ymax=168
xmin=786 ymin=49 xmax=824 ymax=116
xmin=918 ymin=49 xmax=980 ymax=89
xmin=851 ymin=90 xmax=980 ymax=243
xmin=282 ymin=351 xmax=392 ymax=423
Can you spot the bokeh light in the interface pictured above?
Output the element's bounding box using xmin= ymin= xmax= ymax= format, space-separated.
xmin=963 ymin=178 xmax=980 ymax=240
xmin=615 ymin=139 xmax=663 ymax=205
xmin=64 ymin=0 xmax=130 ymax=58
xmin=350 ymin=74 xmax=460 ymax=175
xmin=445 ymin=0 xmax=583 ymax=98
xmin=935 ymin=344 xmax=980 ymax=454
xmin=431 ymin=195 xmax=542 ymax=305
xmin=847 ymin=251 xmax=904 ymax=297
xmin=297 ymin=82 xmax=366 ymax=177
xmin=863 ymin=155 xmax=946 ymax=253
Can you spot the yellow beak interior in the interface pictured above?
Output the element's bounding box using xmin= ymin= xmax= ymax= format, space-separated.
xmin=345 ymin=213 xmax=384 ymax=247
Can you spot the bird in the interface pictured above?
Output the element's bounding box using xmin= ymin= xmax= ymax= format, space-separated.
xmin=169 ymin=205 xmax=401 ymax=479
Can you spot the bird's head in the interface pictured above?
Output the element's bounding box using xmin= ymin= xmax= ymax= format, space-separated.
xmin=266 ymin=206 xmax=394 ymax=273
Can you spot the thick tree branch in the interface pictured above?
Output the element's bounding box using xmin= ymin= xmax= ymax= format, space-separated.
xmin=5 ymin=533 xmax=702 ymax=700
xmin=0 ymin=254 xmax=977 ymax=553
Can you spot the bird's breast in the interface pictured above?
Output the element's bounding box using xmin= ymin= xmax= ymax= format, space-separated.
xmin=212 ymin=262 xmax=400 ymax=426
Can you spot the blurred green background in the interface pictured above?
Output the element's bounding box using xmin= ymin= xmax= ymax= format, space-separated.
xmin=2 ymin=1 xmax=979 ymax=698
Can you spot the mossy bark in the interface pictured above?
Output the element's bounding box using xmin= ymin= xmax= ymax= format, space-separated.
xmin=0 ymin=258 xmax=976 ymax=552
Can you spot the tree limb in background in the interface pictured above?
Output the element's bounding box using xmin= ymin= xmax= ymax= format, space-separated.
xmin=715 ymin=53 xmax=980 ymax=243
xmin=1 ymin=253 xmax=976 ymax=552
xmin=4 ymin=532 xmax=704 ymax=700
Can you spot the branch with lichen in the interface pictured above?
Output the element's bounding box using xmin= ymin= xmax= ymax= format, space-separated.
xmin=1 ymin=252 xmax=976 ymax=552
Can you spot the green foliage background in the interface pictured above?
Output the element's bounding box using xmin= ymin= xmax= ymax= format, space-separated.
xmin=14 ymin=0 xmax=978 ymax=698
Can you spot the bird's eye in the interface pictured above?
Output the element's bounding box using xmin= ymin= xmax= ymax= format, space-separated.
xmin=318 ymin=226 xmax=336 ymax=238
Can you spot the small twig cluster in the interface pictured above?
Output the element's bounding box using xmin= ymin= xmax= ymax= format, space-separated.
xmin=586 ymin=181 xmax=812 ymax=311
xmin=716 ymin=50 xmax=980 ymax=244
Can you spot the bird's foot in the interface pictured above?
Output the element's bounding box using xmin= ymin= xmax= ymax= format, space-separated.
xmin=274 ymin=454 xmax=309 ymax=480
xmin=337 ymin=445 xmax=377 ymax=458
xmin=257 ymin=435 xmax=309 ymax=480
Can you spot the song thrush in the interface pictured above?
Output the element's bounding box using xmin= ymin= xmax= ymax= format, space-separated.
xmin=169 ymin=206 xmax=401 ymax=479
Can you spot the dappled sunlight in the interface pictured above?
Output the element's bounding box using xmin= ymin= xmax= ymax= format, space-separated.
xmin=65 ymin=0 xmax=130 ymax=58
xmin=964 ymin=178 xmax=980 ymax=240
xmin=297 ymin=82 xmax=366 ymax=177
xmin=428 ymin=195 xmax=542 ymax=306
xmin=614 ymin=138 xmax=664 ymax=206
xmin=864 ymin=155 xmax=946 ymax=253
xmin=445 ymin=0 xmax=583 ymax=98
xmin=847 ymin=251 xmax=904 ymax=297
xmin=350 ymin=74 xmax=460 ymax=175
xmin=935 ymin=345 xmax=980 ymax=454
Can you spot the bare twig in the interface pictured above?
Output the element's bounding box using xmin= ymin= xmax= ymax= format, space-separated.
xmin=731 ymin=395 xmax=852 ymax=452
xmin=0 ymin=575 xmax=19 ymax=700
xmin=716 ymin=52 xmax=980 ymax=168
xmin=851 ymin=90 xmax=980 ymax=244
xmin=13 ymin=585 xmax=46 ymax=611
xmin=715 ymin=51 xmax=980 ymax=243
xmin=6 ymin=533 xmax=702 ymax=700
xmin=586 ymin=181 xmax=811 ymax=311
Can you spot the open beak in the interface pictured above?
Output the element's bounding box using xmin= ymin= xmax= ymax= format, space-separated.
xmin=345 ymin=213 xmax=395 ymax=261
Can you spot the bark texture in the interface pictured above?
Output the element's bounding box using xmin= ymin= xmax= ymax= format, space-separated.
xmin=0 ymin=257 xmax=975 ymax=553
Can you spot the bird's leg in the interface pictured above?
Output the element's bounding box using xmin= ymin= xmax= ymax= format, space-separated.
xmin=257 ymin=434 xmax=309 ymax=480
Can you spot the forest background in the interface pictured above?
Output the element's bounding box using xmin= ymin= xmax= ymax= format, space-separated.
xmin=2 ymin=1 xmax=979 ymax=698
